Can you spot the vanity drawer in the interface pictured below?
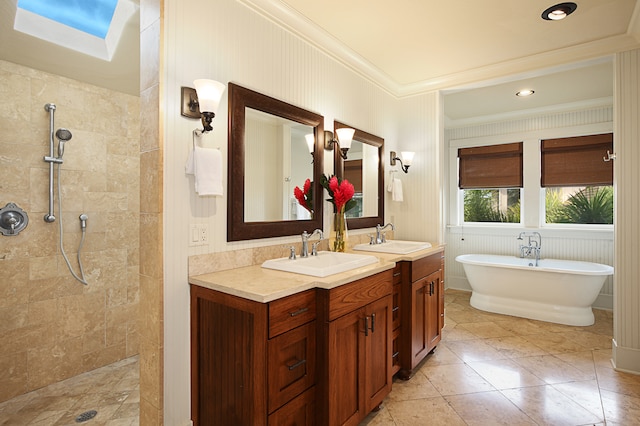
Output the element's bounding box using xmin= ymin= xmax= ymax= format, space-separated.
xmin=323 ymin=270 xmax=393 ymax=321
xmin=411 ymin=252 xmax=442 ymax=282
xmin=268 ymin=321 xmax=317 ymax=413
xmin=392 ymin=263 xmax=402 ymax=285
xmin=269 ymin=289 xmax=317 ymax=338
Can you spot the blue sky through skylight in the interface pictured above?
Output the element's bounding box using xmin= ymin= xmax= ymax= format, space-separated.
xmin=17 ymin=0 xmax=118 ymax=39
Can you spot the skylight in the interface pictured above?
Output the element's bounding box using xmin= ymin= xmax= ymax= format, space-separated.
xmin=14 ymin=0 xmax=137 ymax=61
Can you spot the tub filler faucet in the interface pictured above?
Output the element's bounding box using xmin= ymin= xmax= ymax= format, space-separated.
xmin=517 ymin=232 xmax=541 ymax=266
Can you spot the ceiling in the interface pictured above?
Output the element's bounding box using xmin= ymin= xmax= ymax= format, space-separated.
xmin=1 ymin=0 xmax=638 ymax=121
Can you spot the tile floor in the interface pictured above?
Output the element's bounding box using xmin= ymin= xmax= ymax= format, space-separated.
xmin=2 ymin=289 xmax=639 ymax=425
xmin=0 ymin=356 xmax=139 ymax=425
xmin=362 ymin=290 xmax=640 ymax=426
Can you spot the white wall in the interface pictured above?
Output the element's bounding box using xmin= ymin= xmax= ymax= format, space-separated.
xmin=444 ymin=105 xmax=615 ymax=309
xmin=162 ymin=0 xmax=440 ymax=423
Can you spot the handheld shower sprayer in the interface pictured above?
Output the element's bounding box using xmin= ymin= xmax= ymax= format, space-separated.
xmin=55 ymin=128 xmax=72 ymax=158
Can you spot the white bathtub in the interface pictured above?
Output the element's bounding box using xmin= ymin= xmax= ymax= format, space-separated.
xmin=455 ymin=254 xmax=614 ymax=326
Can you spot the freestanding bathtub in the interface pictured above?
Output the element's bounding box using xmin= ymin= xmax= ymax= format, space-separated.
xmin=455 ymin=254 xmax=614 ymax=326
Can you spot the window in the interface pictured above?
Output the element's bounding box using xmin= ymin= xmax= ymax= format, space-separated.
xmin=541 ymin=134 xmax=613 ymax=224
xmin=458 ymin=142 xmax=522 ymax=223
xmin=14 ymin=0 xmax=137 ymax=61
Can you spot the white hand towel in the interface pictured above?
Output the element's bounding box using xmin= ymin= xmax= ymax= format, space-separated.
xmin=392 ymin=178 xmax=404 ymax=202
xmin=191 ymin=146 xmax=223 ymax=196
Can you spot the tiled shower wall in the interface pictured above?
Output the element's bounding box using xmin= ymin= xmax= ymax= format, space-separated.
xmin=0 ymin=60 xmax=140 ymax=402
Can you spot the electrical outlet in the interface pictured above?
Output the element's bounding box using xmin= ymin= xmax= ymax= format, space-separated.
xmin=189 ymin=224 xmax=209 ymax=246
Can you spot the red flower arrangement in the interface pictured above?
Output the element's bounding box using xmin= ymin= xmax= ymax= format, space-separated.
xmin=320 ymin=174 xmax=356 ymax=213
xmin=294 ymin=178 xmax=313 ymax=216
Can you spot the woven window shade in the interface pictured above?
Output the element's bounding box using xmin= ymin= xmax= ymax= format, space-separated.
xmin=458 ymin=142 xmax=523 ymax=189
xmin=541 ymin=134 xmax=613 ymax=187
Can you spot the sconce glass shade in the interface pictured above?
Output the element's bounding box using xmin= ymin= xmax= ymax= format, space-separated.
xmin=193 ymin=79 xmax=226 ymax=114
xmin=305 ymin=134 xmax=315 ymax=153
xmin=401 ymin=151 xmax=415 ymax=166
xmin=335 ymin=128 xmax=355 ymax=149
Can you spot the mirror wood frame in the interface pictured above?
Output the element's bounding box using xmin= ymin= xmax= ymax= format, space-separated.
xmin=333 ymin=121 xmax=384 ymax=229
xmin=228 ymin=83 xmax=324 ymax=241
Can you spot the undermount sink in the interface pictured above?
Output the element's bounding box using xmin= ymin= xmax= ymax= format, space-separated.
xmin=353 ymin=240 xmax=432 ymax=255
xmin=261 ymin=251 xmax=378 ymax=277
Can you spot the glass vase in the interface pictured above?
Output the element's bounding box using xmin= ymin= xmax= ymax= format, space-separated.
xmin=330 ymin=208 xmax=348 ymax=252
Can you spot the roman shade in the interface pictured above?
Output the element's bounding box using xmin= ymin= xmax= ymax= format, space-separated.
xmin=458 ymin=142 xmax=523 ymax=189
xmin=541 ymin=133 xmax=613 ymax=187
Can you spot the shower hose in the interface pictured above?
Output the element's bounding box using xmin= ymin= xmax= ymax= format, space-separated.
xmin=56 ymin=163 xmax=88 ymax=285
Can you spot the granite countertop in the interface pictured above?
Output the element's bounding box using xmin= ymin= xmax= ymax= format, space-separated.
xmin=189 ymin=244 xmax=444 ymax=303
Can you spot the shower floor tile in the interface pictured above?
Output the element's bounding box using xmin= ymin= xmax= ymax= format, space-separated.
xmin=0 ymin=356 xmax=139 ymax=426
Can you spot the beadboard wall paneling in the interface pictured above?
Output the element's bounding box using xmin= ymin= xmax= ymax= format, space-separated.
xmin=614 ymin=49 xmax=640 ymax=369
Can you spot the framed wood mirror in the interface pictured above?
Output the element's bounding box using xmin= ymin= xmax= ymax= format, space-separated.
xmin=333 ymin=121 xmax=384 ymax=229
xmin=228 ymin=83 xmax=324 ymax=241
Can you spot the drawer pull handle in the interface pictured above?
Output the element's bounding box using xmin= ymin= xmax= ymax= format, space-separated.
xmin=289 ymin=307 xmax=309 ymax=317
xmin=370 ymin=313 xmax=376 ymax=333
xmin=392 ymin=306 xmax=400 ymax=312
xmin=392 ymin=351 xmax=400 ymax=359
xmin=393 ymin=272 xmax=401 ymax=277
xmin=287 ymin=358 xmax=307 ymax=370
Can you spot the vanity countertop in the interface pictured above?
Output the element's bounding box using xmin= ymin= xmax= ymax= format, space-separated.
xmin=188 ymin=244 xmax=444 ymax=303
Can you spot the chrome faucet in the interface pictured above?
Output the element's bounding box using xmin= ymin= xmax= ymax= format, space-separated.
xmin=301 ymin=229 xmax=323 ymax=257
xmin=517 ymin=232 xmax=542 ymax=266
xmin=373 ymin=223 xmax=395 ymax=244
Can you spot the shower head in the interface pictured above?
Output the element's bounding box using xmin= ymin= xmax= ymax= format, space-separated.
xmin=55 ymin=128 xmax=72 ymax=158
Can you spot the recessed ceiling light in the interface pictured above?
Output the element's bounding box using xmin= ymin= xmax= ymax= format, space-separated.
xmin=541 ymin=2 xmax=577 ymax=20
xmin=516 ymin=89 xmax=535 ymax=97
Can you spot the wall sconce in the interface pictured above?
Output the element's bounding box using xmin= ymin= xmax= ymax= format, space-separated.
xmin=305 ymin=133 xmax=315 ymax=163
xmin=180 ymin=79 xmax=226 ymax=133
xmin=390 ymin=151 xmax=414 ymax=173
xmin=324 ymin=128 xmax=355 ymax=160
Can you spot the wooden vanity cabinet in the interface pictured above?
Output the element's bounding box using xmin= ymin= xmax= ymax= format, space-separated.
xmin=398 ymin=250 xmax=445 ymax=379
xmin=317 ymin=270 xmax=393 ymax=426
xmin=190 ymin=286 xmax=317 ymax=426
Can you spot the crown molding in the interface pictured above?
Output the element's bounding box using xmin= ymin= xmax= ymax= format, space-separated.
xmin=240 ymin=0 xmax=640 ymax=98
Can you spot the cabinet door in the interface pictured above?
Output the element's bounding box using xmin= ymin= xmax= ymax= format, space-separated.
xmin=327 ymin=308 xmax=366 ymax=426
xmin=410 ymin=276 xmax=429 ymax=368
xmin=425 ymin=271 xmax=442 ymax=351
xmin=364 ymin=295 xmax=392 ymax=412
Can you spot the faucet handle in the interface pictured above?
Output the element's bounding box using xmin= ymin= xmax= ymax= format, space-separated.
xmin=287 ymin=245 xmax=297 ymax=260
xmin=368 ymin=234 xmax=375 ymax=245
xmin=311 ymin=241 xmax=320 ymax=256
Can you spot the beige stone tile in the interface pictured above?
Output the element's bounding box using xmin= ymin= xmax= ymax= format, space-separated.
xmin=559 ymin=330 xmax=612 ymax=350
xmin=359 ymin=403 xmax=396 ymax=425
xmin=458 ymin=321 xmax=515 ymax=339
xmin=596 ymin=365 xmax=640 ymax=399
xmin=502 ymin=385 xmax=603 ymax=425
xmin=421 ymin=363 xmax=496 ymax=396
xmin=493 ymin=318 xmax=546 ymax=336
xmin=445 ymin=339 xmax=508 ymax=363
xmin=552 ymin=380 xmax=605 ymax=419
xmin=484 ymin=335 xmax=550 ymax=359
xmin=387 ymin=371 xmax=441 ymax=402
xmin=139 ymin=338 xmax=162 ymax=410
xmin=467 ymin=359 xmax=546 ymax=390
xmin=521 ymin=332 xmax=590 ymax=354
xmin=445 ymin=308 xmax=497 ymax=324
xmin=446 ymin=391 xmax=537 ymax=425
xmin=385 ymin=396 xmax=466 ymax=425
xmin=441 ymin=324 xmax=478 ymax=342
xmin=0 ymin=352 xmax=28 ymax=402
xmin=422 ymin=343 xmax=463 ymax=366
xmin=554 ymin=350 xmax=598 ymax=375
xmin=513 ymin=354 xmax=595 ymax=384
xmin=601 ymin=389 xmax=640 ymax=424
